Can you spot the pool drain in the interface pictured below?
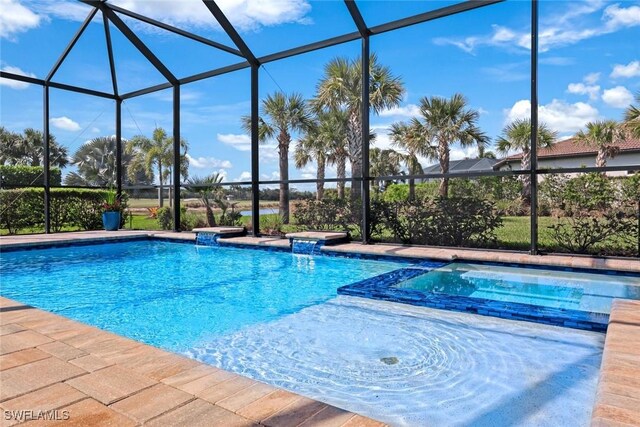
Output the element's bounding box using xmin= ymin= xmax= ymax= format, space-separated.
xmin=380 ymin=357 xmax=399 ymax=365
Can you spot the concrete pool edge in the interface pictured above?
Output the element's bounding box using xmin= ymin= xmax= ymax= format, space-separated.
xmin=0 ymin=296 xmax=386 ymax=427
xmin=1 ymin=231 xmax=638 ymax=273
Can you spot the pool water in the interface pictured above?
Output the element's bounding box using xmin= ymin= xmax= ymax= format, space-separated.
xmin=0 ymin=240 xmax=403 ymax=351
xmin=395 ymin=263 xmax=640 ymax=313
xmin=190 ymin=297 xmax=604 ymax=427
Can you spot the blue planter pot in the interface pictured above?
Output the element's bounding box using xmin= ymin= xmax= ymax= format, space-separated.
xmin=102 ymin=211 xmax=120 ymax=231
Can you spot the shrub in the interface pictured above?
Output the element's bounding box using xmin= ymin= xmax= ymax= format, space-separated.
xmin=260 ymin=214 xmax=285 ymax=236
xmin=0 ymin=165 xmax=62 ymax=187
xmin=548 ymin=212 xmax=637 ymax=255
xmin=293 ymin=197 xmax=360 ymax=233
xmin=0 ymin=187 xmax=126 ymax=234
xmin=156 ymin=206 xmax=206 ymax=231
xmin=371 ymin=195 xmax=502 ymax=247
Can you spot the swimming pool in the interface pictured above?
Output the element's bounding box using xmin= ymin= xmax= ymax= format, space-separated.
xmin=0 ymin=239 xmax=626 ymax=425
xmin=0 ymin=239 xmax=405 ymax=351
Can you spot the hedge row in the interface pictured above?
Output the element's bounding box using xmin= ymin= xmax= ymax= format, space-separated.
xmin=0 ymin=165 xmax=62 ymax=187
xmin=0 ymin=188 xmax=119 ymax=234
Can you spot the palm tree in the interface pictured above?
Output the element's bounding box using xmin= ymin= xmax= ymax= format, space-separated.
xmin=128 ymin=127 xmax=189 ymax=207
xmin=295 ymin=126 xmax=327 ymax=201
xmin=65 ymin=136 xmax=152 ymax=187
xmin=242 ymin=92 xmax=311 ymax=223
xmin=623 ymin=91 xmax=640 ymax=139
xmin=185 ymin=173 xmax=224 ymax=227
xmin=574 ymin=120 xmax=624 ymax=168
xmin=497 ymin=118 xmax=557 ymax=203
xmin=369 ymin=147 xmax=404 ymax=192
xmin=315 ymin=54 xmax=404 ymax=202
xmin=389 ymin=121 xmax=431 ymax=199
xmin=0 ymin=128 xmax=68 ymax=168
xmin=393 ymin=94 xmax=487 ymax=197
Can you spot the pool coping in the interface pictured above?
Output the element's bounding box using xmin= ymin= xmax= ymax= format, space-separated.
xmin=1 ymin=231 xmax=638 ymax=274
xmin=590 ymin=299 xmax=640 ymax=426
xmin=0 ymin=296 xmax=385 ymax=427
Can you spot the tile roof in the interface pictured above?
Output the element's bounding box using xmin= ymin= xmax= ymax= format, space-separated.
xmin=498 ymin=137 xmax=640 ymax=164
xmin=422 ymin=157 xmax=499 ymax=174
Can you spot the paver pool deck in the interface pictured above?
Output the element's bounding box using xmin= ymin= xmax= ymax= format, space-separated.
xmin=1 ymin=231 xmax=639 ymax=426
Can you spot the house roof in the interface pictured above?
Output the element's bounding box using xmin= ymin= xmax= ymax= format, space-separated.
xmin=493 ymin=137 xmax=640 ymax=169
xmin=422 ymin=157 xmax=499 ymax=174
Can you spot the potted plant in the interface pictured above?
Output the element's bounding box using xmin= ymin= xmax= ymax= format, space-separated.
xmin=102 ymin=189 xmax=121 ymax=231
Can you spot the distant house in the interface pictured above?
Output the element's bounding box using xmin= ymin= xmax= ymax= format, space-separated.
xmin=422 ymin=158 xmax=499 ymax=176
xmin=493 ymin=137 xmax=640 ymax=176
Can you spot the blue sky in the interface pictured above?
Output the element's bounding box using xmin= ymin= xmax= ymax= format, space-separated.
xmin=1 ymin=0 xmax=639 ymax=187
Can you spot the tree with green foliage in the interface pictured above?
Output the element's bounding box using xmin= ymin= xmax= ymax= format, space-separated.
xmin=242 ymin=92 xmax=311 ymax=223
xmin=623 ymin=91 xmax=640 ymax=139
xmin=0 ymin=127 xmax=68 ymax=168
xmin=128 ymin=128 xmax=189 ymax=208
xmin=315 ymin=54 xmax=404 ymax=202
xmin=392 ymin=94 xmax=487 ymax=198
xmin=185 ymin=173 xmax=224 ymax=227
xmin=64 ymin=136 xmax=152 ymax=187
xmin=574 ymin=120 xmax=625 ymax=168
xmin=389 ymin=121 xmax=431 ymax=199
xmin=497 ymin=118 xmax=556 ymax=204
xmin=369 ymin=147 xmax=404 ymax=193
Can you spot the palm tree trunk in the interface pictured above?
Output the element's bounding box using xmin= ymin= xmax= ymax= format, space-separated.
xmin=521 ymin=148 xmax=531 ymax=204
xmin=205 ymin=201 xmax=216 ymax=227
xmin=347 ymin=111 xmax=362 ymax=202
xmin=279 ymin=139 xmax=290 ymax=224
xmin=316 ymin=155 xmax=325 ymax=201
xmin=337 ymin=154 xmax=346 ymax=199
xmin=409 ymin=179 xmax=415 ymax=200
xmin=438 ymin=140 xmax=450 ymax=198
xmin=596 ymin=149 xmax=607 ymax=168
xmin=158 ymin=161 xmax=164 ymax=208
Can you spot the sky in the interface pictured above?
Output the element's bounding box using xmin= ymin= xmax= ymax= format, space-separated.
xmin=1 ymin=0 xmax=639 ymax=188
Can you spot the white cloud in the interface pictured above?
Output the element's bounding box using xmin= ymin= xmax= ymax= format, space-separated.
xmin=611 ymin=60 xmax=640 ymax=78
xmin=450 ymin=147 xmax=479 ymax=161
xmin=0 ymin=0 xmax=41 ymax=40
xmin=90 ymin=127 xmax=100 ymax=133
xmin=602 ymin=86 xmax=634 ymax=108
xmin=235 ymin=171 xmax=252 ymax=182
xmin=186 ymin=154 xmax=232 ymax=169
xmin=583 ymin=72 xmax=601 ymax=85
xmin=567 ymin=83 xmax=600 ymax=100
xmin=505 ymin=99 xmax=599 ymax=134
xmin=28 ymin=0 xmax=95 ymax=22
xmin=107 ymin=0 xmax=311 ymax=32
xmin=0 ymin=64 xmax=36 ymax=89
xmin=604 ymin=3 xmax=640 ymax=29
xmin=434 ymin=2 xmax=640 ymax=54
xmin=50 ymin=116 xmax=81 ymax=131
xmin=379 ymin=104 xmax=420 ymax=118
xmin=217 ymin=133 xmax=251 ymax=151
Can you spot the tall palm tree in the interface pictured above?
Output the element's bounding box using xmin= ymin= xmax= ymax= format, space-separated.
xmin=185 ymin=173 xmax=224 ymax=227
xmin=295 ymin=125 xmax=327 ymax=201
xmin=0 ymin=127 xmax=68 ymax=168
xmin=393 ymin=94 xmax=487 ymax=197
xmin=389 ymin=122 xmax=431 ymax=199
xmin=128 ymin=127 xmax=189 ymax=207
xmin=315 ymin=54 xmax=404 ymax=202
xmin=623 ymin=91 xmax=640 ymax=139
xmin=242 ymin=92 xmax=311 ymax=223
xmin=369 ymin=147 xmax=404 ymax=192
xmin=574 ymin=120 xmax=624 ymax=168
xmin=497 ymin=118 xmax=557 ymax=203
